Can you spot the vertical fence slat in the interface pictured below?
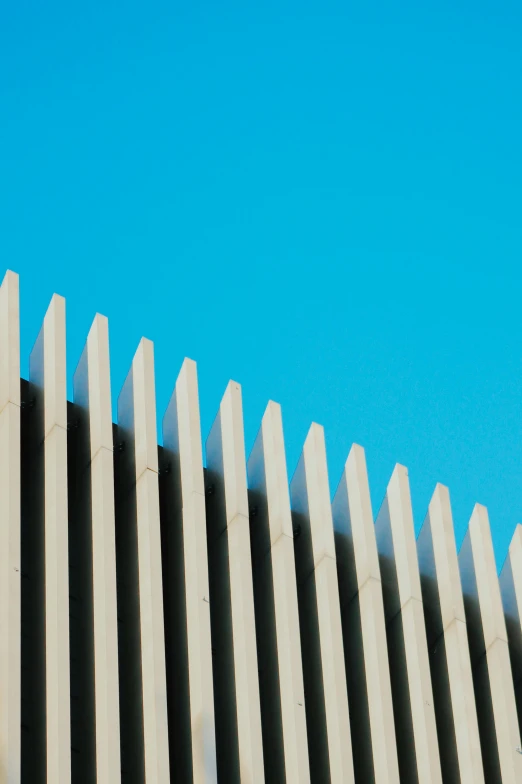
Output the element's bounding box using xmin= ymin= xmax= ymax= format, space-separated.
xmin=290 ymin=423 xmax=355 ymax=783
xmin=247 ymin=401 xmax=310 ymax=783
xmin=459 ymin=504 xmax=522 ymax=782
xmin=72 ymin=314 xmax=121 ymax=784
xmin=117 ymin=338 xmax=170 ymax=784
xmin=417 ymin=484 xmax=484 ymax=783
xmin=162 ymin=358 xmax=217 ymax=783
xmin=29 ymin=294 xmax=71 ymax=784
xmin=375 ymin=464 xmax=442 ymax=782
xmin=332 ymin=443 xmax=400 ymax=784
xmin=205 ymin=380 xmax=264 ymax=782
xmin=0 ymin=270 xmax=21 ymax=784
xmin=500 ymin=525 xmax=522 ymax=733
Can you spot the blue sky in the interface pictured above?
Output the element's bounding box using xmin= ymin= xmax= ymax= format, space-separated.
xmin=1 ymin=1 xmax=521 ymax=564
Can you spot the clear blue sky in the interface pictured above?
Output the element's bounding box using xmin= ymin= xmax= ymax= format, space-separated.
xmin=1 ymin=1 xmax=521 ymax=565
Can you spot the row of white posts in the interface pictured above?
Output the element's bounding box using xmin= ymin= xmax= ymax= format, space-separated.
xmin=1 ymin=269 xmax=522 ymax=782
